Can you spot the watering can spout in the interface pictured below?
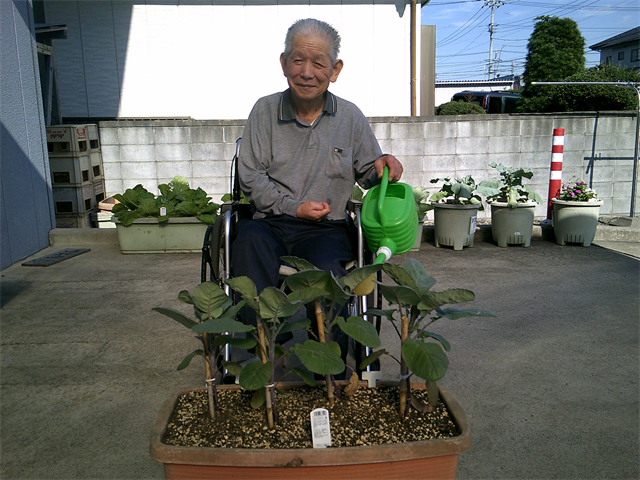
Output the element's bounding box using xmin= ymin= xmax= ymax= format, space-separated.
xmin=373 ymin=239 xmax=397 ymax=264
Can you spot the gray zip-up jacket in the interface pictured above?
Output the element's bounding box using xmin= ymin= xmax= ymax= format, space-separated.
xmin=238 ymin=90 xmax=383 ymax=221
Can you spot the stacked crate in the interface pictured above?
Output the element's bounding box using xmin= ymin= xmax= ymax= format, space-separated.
xmin=47 ymin=125 xmax=105 ymax=228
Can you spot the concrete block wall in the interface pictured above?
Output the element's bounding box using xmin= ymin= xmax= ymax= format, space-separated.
xmin=99 ymin=111 xmax=638 ymax=220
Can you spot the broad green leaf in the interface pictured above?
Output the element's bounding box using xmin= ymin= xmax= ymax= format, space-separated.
xmin=292 ymin=367 xmax=317 ymax=386
xmin=328 ymin=340 xmax=341 ymax=358
xmin=192 ymin=282 xmax=231 ymax=320
xmin=339 ymin=264 xmax=384 ymax=292
xmin=402 ymin=338 xmax=449 ymax=382
xmin=402 ymin=259 xmax=436 ymax=295
xmin=282 ymin=269 xmax=332 ymax=293
xmin=419 ymin=330 xmax=451 ymax=352
xmin=177 ymin=349 xmax=204 ymax=370
xmin=382 ymin=263 xmax=417 ymax=290
xmin=436 ymin=307 xmax=497 ymax=320
xmin=221 ymin=360 xmax=243 ymax=375
xmin=196 ymin=213 xmax=218 ymax=225
xmin=238 ymin=361 xmax=272 ymax=390
xmin=152 ymin=307 xmax=197 ymax=329
xmin=425 ymin=380 xmax=439 ymax=408
xmin=221 ymin=299 xmax=246 ymax=320
xmin=251 ymin=388 xmax=266 ymax=409
xmin=293 ymin=340 xmax=344 ymax=375
xmin=259 ymin=287 xmax=301 ymax=320
xmin=360 ymin=349 xmax=387 ymax=370
xmin=379 ymin=284 xmax=422 ymax=307
xmin=192 ymin=317 xmax=254 ymax=333
xmin=224 ymin=336 xmax=257 ymax=350
xmin=287 ymin=287 xmax=326 ymax=305
xmin=178 ymin=290 xmax=193 ymax=304
xmin=279 ymin=318 xmax=311 ymax=335
xmin=115 ymin=209 xmax=141 ymax=226
xmin=226 ymin=276 xmax=257 ymax=300
xmin=418 ymin=289 xmax=475 ymax=312
xmin=336 ymin=316 xmax=381 ymax=348
xmin=280 ymin=256 xmax=318 ymax=271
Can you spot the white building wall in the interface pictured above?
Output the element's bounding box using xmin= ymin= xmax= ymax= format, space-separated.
xmin=44 ymin=1 xmax=414 ymax=120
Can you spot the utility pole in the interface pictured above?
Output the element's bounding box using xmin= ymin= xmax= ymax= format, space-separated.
xmin=485 ymin=0 xmax=503 ymax=80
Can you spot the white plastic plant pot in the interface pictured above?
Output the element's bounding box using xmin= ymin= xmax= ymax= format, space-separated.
xmin=113 ymin=217 xmax=209 ymax=253
xmin=551 ymin=199 xmax=603 ymax=247
xmin=489 ymin=202 xmax=536 ymax=248
xmin=432 ymin=203 xmax=480 ymax=251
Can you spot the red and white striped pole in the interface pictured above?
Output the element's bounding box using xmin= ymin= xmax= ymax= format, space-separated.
xmin=547 ymin=128 xmax=564 ymax=219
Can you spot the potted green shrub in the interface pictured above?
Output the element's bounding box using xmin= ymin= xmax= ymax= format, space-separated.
xmin=550 ymin=179 xmax=603 ymax=246
xmin=111 ymin=176 xmax=220 ymax=253
xmin=149 ymin=257 xmax=495 ymax=479
xmin=429 ymin=175 xmax=499 ymax=251
xmin=483 ymin=163 xmax=543 ymax=247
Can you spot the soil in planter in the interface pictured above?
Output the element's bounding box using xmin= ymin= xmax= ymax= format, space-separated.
xmin=163 ymin=385 xmax=459 ymax=449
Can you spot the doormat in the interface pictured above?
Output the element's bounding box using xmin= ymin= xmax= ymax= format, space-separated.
xmin=22 ymin=248 xmax=91 ymax=267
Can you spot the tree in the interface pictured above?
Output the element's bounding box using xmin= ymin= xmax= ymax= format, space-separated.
xmin=519 ymin=16 xmax=585 ymax=112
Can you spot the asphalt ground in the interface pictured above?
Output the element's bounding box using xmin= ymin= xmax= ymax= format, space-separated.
xmin=0 ymin=227 xmax=638 ymax=479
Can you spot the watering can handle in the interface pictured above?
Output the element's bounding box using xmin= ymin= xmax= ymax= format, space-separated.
xmin=377 ymin=166 xmax=389 ymax=228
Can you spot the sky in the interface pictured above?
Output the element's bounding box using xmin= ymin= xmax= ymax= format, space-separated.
xmin=420 ymin=0 xmax=640 ymax=81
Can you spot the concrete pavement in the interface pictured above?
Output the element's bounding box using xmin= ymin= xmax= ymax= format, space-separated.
xmin=1 ymin=224 xmax=638 ymax=479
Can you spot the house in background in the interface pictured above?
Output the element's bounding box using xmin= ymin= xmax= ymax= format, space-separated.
xmin=41 ymin=0 xmax=432 ymax=121
xmin=589 ymin=26 xmax=640 ymax=72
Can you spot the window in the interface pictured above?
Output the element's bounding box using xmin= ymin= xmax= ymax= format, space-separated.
xmin=618 ymin=51 xmax=625 ymax=61
xmin=632 ymin=49 xmax=639 ymax=62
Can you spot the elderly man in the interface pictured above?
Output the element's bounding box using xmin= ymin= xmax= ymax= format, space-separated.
xmin=232 ymin=18 xmax=403 ymax=325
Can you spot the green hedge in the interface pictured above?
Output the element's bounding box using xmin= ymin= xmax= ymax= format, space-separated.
xmin=436 ymin=101 xmax=486 ymax=116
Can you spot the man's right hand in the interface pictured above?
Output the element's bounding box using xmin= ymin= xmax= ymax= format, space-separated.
xmin=296 ymin=201 xmax=331 ymax=221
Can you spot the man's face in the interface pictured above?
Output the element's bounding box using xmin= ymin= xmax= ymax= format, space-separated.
xmin=280 ymin=34 xmax=343 ymax=106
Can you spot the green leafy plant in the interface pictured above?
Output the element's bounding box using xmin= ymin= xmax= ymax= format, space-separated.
xmin=112 ymin=176 xmax=220 ymax=226
xmin=225 ymin=257 xmax=383 ymax=427
xmin=435 ymin=101 xmax=486 ymax=116
xmin=428 ymin=175 xmax=499 ymax=211
xmin=153 ymin=282 xmax=254 ymax=419
xmin=365 ymin=259 xmax=496 ymax=416
xmin=482 ymin=163 xmax=543 ymax=208
xmin=556 ymin=179 xmax=598 ymax=202
xmin=156 ymin=257 xmax=494 ymax=428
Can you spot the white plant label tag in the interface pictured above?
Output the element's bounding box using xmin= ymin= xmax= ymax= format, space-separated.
xmin=514 ymin=231 xmax=521 ymax=236
xmin=310 ymin=408 xmax=331 ymax=448
xmin=160 ymin=207 xmax=167 ymax=216
xmin=469 ymin=216 xmax=477 ymax=235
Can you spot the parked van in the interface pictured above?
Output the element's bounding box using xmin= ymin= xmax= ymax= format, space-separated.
xmin=451 ymin=90 xmax=521 ymax=114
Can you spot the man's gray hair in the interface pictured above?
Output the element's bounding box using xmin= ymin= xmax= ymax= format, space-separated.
xmin=283 ymin=18 xmax=341 ymax=65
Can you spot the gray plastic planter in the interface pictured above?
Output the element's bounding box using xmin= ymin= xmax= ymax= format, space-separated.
xmin=490 ymin=202 xmax=536 ymax=247
xmin=432 ymin=203 xmax=480 ymax=251
xmin=551 ymin=199 xmax=603 ymax=246
xmin=113 ymin=217 xmax=209 ymax=253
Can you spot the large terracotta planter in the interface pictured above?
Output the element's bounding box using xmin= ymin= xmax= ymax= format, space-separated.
xmin=490 ymin=202 xmax=536 ymax=247
xmin=432 ymin=203 xmax=480 ymax=251
xmin=150 ymin=383 xmax=471 ymax=480
xmin=551 ymin=199 xmax=603 ymax=246
xmin=113 ymin=217 xmax=209 ymax=253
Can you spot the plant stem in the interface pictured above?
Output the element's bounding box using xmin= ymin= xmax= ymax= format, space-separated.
xmin=201 ymin=334 xmax=216 ymax=419
xmin=315 ymin=299 xmax=334 ymax=405
xmin=256 ymin=320 xmax=274 ymax=429
xmin=399 ymin=314 xmax=409 ymax=417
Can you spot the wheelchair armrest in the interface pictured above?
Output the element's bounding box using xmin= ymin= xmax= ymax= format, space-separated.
xmin=347 ymin=198 xmax=363 ymax=214
xmin=221 ymin=201 xmax=253 ymax=218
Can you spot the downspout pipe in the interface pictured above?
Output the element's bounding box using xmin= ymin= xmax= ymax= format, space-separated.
xmin=531 ymin=81 xmax=640 ymax=217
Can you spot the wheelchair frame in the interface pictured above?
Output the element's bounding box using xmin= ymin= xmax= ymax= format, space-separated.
xmin=200 ymin=138 xmax=383 ymax=383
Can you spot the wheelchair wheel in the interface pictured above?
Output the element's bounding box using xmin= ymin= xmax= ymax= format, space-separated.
xmin=200 ymin=214 xmax=226 ymax=287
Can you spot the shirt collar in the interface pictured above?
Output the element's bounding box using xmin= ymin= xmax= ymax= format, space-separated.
xmin=278 ymin=89 xmax=337 ymax=122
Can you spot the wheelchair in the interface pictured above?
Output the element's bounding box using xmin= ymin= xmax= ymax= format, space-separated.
xmin=200 ymin=138 xmax=383 ymax=385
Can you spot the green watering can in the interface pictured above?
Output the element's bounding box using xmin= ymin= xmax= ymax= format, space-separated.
xmin=361 ymin=167 xmax=418 ymax=265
